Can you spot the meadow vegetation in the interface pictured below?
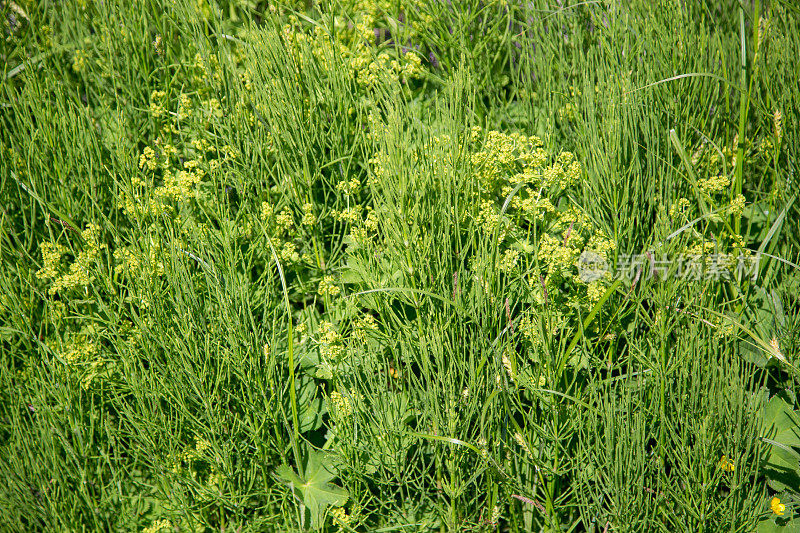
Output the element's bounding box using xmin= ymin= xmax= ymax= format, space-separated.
xmin=1 ymin=0 xmax=799 ymax=531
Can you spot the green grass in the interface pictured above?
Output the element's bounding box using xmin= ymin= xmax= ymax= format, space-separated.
xmin=1 ymin=0 xmax=799 ymax=531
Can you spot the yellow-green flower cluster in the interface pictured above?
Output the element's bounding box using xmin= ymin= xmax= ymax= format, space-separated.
xmin=277 ymin=12 xmax=425 ymax=94
xmin=364 ymin=208 xmax=380 ymax=231
xmin=462 ymin=127 xmax=619 ymax=335
xmin=276 ymin=209 xmax=294 ymax=231
xmin=153 ymin=163 xmax=205 ymax=204
xmin=351 ymin=314 xmax=378 ymax=343
xmin=142 ymin=518 xmax=172 ymax=533
xmin=498 ymin=248 xmax=520 ymax=273
xmin=149 ymin=90 xmax=168 ymax=119
xmin=519 ymin=314 xmax=542 ymax=346
xmin=477 ymin=200 xmax=504 ymax=235
xmin=469 ymin=129 xmax=584 ymax=235
xmin=329 ymin=506 xmax=352 ymax=528
xmin=335 ymin=206 xmax=363 ymax=224
xmin=38 ymin=224 xmax=106 ymax=296
xmin=336 ymin=178 xmax=361 ymax=196
xmin=58 ymin=337 xmax=99 ymax=365
xmin=52 ymin=323 xmax=109 ymax=389
xmin=558 ymin=86 xmax=582 ymax=122
xmin=669 ymin=197 xmax=693 ymax=218
xmin=123 ymin=93 xmax=228 ymax=222
xmin=723 ymin=194 xmax=746 ymax=217
xmin=260 ymin=201 xmax=274 ymax=221
xmin=36 ymin=242 xmax=67 ymax=280
xmin=301 ymin=203 xmax=316 ymax=226
xmin=72 ymin=49 xmax=88 ymax=73
xmin=318 ymin=275 xmax=341 ymax=297
xmin=318 ymin=321 xmax=344 ymax=361
xmin=113 ymin=239 xmax=165 ymax=281
xmin=329 ymin=391 xmax=353 ymax=417
xmin=537 ymin=234 xmax=580 ymax=277
xmin=177 ymin=93 xmax=193 ymax=120
xmin=165 ymin=436 xmax=225 ymax=500
xmin=193 ymin=52 xmax=222 ymax=84
xmin=139 ymin=146 xmax=158 ymax=171
xmin=698 ymin=174 xmax=730 ymax=195
xmin=279 ymin=242 xmax=300 ymax=263
xmin=676 ymin=135 xmax=760 ymax=255
xmin=471 ymin=130 xmax=538 ymax=188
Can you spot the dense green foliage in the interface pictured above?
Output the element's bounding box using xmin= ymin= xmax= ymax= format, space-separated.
xmin=2 ymin=0 xmax=799 ymax=531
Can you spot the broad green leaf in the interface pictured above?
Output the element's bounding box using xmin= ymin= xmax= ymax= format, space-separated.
xmin=761 ymin=393 xmax=800 ymax=492
xmin=298 ymin=398 xmax=326 ymax=433
xmin=275 ymin=450 xmax=348 ymax=530
xmin=755 ymin=515 xmax=799 ymax=533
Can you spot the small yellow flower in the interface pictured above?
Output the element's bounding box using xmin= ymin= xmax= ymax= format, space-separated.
xmin=718 ymin=454 xmax=735 ymax=473
xmin=771 ymin=496 xmax=785 ymax=516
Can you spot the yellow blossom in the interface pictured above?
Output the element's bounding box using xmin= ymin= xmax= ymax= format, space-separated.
xmin=335 ymin=206 xmax=362 ymax=224
xmin=771 ymin=496 xmax=785 ymax=516
xmin=498 ymin=248 xmax=520 ymax=273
